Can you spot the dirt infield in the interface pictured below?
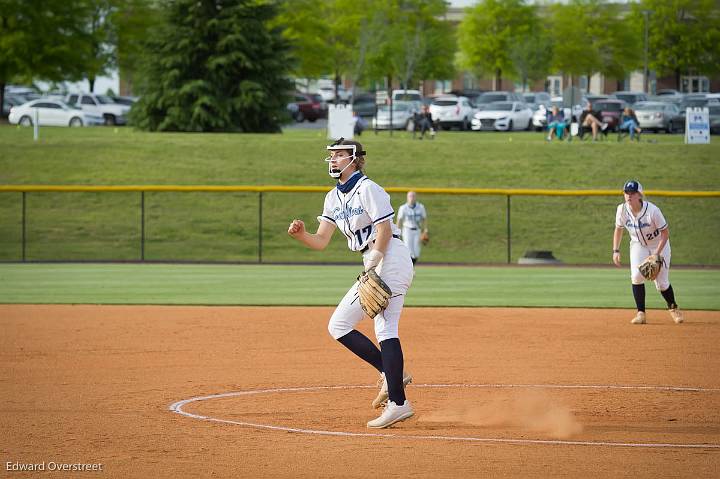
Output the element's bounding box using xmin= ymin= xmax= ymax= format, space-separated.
xmin=2 ymin=305 xmax=719 ymax=478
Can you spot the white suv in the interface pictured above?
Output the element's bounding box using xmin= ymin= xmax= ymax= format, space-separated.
xmin=66 ymin=93 xmax=131 ymax=125
xmin=429 ymin=95 xmax=476 ymax=130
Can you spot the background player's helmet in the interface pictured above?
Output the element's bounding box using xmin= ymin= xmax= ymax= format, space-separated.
xmin=325 ymin=138 xmax=366 ymax=178
xmin=623 ymin=180 xmax=643 ymax=195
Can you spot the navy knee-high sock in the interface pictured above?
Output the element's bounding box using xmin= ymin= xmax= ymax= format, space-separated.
xmin=632 ymin=283 xmax=646 ymax=312
xmin=337 ymin=330 xmax=383 ymax=373
xmin=660 ymin=285 xmax=678 ymax=309
xmin=380 ymin=338 xmax=406 ymax=406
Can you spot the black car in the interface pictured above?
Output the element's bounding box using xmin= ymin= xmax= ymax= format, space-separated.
xmin=475 ymin=91 xmax=524 ymax=111
xmin=351 ymin=94 xmax=377 ymax=118
xmin=709 ymin=104 xmax=720 ymax=134
xmin=450 ymin=89 xmax=485 ymax=104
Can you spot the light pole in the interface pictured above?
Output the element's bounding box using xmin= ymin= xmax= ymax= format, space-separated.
xmin=642 ymin=10 xmax=652 ymax=94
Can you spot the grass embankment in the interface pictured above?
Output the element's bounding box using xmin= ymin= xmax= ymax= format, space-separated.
xmin=0 ymin=126 xmax=718 ymax=264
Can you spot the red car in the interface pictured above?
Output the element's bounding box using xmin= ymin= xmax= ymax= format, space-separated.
xmin=288 ymin=92 xmax=327 ymax=122
xmin=592 ymin=99 xmax=627 ymax=132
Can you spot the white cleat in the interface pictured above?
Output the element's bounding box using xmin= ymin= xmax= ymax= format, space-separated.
xmin=372 ymin=371 xmax=413 ymax=409
xmin=669 ymin=307 xmax=684 ymax=324
xmin=631 ymin=311 xmax=646 ymax=324
xmin=367 ymin=400 xmax=414 ymax=429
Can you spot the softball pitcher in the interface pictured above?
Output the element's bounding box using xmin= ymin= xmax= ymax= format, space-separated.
xmin=612 ymin=180 xmax=683 ymax=325
xmin=287 ymin=138 xmax=415 ymax=428
xmin=397 ymin=191 xmax=428 ymax=265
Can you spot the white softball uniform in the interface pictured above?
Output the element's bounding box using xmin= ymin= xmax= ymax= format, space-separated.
xmin=318 ymin=173 xmax=414 ymax=342
xmin=397 ymin=202 xmax=427 ymax=259
xmin=615 ymin=200 xmax=671 ymax=290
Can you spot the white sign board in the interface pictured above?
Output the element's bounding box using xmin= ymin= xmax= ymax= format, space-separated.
xmin=327 ymin=104 xmax=354 ymax=140
xmin=685 ymin=107 xmax=710 ymax=144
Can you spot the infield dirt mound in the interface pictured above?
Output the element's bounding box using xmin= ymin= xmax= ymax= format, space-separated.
xmin=1 ymin=305 xmax=719 ymax=478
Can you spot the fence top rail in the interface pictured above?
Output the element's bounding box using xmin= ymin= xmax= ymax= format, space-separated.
xmin=0 ymin=185 xmax=718 ymax=197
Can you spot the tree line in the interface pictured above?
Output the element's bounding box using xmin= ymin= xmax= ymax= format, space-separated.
xmin=1 ymin=0 xmax=718 ymax=132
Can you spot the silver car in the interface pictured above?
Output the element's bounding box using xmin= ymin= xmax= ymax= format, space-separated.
xmin=633 ymin=102 xmax=683 ymax=133
xmin=371 ymin=101 xmax=419 ymax=130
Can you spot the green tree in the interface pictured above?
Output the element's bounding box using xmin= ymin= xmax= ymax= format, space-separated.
xmin=280 ymin=0 xmax=453 ymax=99
xmin=0 ymin=0 xmax=90 ymax=112
xmin=550 ymin=0 xmax=641 ymax=88
xmin=549 ymin=1 xmax=599 ymax=80
xmin=591 ymin=2 xmax=641 ymax=81
xmin=633 ymin=0 xmax=720 ymax=89
xmin=111 ymin=0 xmax=162 ymax=96
xmin=363 ymin=0 xmax=454 ymax=95
xmin=130 ymin=0 xmax=293 ymax=132
xmin=414 ymin=14 xmax=456 ymax=84
xmin=82 ymin=0 xmax=116 ymax=93
xmin=279 ymin=0 xmax=389 ymax=100
xmin=508 ymin=25 xmax=553 ymax=92
xmin=389 ymin=0 xmax=454 ymax=90
xmin=457 ymin=0 xmax=537 ymax=90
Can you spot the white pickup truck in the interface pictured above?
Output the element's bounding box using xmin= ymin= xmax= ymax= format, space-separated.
xmin=65 ymin=93 xmax=130 ymax=125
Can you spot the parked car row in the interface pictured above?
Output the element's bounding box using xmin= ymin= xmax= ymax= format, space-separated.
xmin=3 ymin=86 xmax=138 ymax=127
xmin=286 ymin=86 xmax=719 ymax=134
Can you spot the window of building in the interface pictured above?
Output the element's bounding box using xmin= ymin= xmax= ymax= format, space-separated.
xmin=434 ymin=80 xmax=451 ymax=95
xmin=547 ymin=76 xmax=562 ymax=96
xmin=681 ymin=76 xmax=709 ymax=93
xmin=462 ymin=73 xmax=476 ymax=91
xmin=579 ymin=76 xmax=588 ymax=93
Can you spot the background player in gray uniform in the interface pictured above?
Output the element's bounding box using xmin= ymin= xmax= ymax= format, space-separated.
xmin=612 ymin=180 xmax=683 ymax=325
xmin=396 ymin=191 xmax=428 ymax=265
xmin=287 ymin=139 xmax=415 ymax=428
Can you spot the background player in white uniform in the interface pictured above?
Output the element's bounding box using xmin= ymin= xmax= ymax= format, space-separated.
xmin=287 ymin=138 xmax=415 ymax=428
xmin=612 ymin=180 xmax=683 ymax=325
xmin=396 ymin=191 xmax=428 ymax=265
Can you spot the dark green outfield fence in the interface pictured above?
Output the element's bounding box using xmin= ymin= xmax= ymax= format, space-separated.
xmin=0 ymin=185 xmax=718 ymax=265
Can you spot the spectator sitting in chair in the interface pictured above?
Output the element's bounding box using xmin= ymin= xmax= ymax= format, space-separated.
xmin=413 ymin=106 xmax=436 ymax=140
xmin=579 ymin=103 xmax=608 ymax=141
xmin=546 ymin=106 xmax=566 ymax=141
xmin=618 ymin=107 xmax=642 ymax=141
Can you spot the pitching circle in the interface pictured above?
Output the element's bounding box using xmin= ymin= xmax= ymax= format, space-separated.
xmin=169 ymin=383 xmax=720 ymax=449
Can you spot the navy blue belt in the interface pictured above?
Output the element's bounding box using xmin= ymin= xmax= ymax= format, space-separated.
xmin=360 ymin=234 xmax=401 ymax=253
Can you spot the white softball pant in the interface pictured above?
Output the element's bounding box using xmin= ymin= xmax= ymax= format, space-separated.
xmin=629 ymin=241 xmax=671 ymax=291
xmin=401 ymin=227 xmax=422 ymax=259
xmin=328 ymin=237 xmax=414 ymax=343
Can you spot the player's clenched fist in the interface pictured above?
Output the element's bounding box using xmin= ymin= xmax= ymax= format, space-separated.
xmin=612 ymin=252 xmax=621 ymax=267
xmin=288 ymin=219 xmax=306 ymax=238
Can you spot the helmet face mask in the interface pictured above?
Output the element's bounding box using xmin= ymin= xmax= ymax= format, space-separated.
xmin=325 ymin=138 xmax=362 ymax=179
xmin=325 ymin=145 xmax=356 ymax=178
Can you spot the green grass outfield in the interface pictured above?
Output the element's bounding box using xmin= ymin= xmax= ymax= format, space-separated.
xmin=1 ymin=126 xmax=719 ymax=265
xmin=1 ymin=263 xmax=718 ymax=310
